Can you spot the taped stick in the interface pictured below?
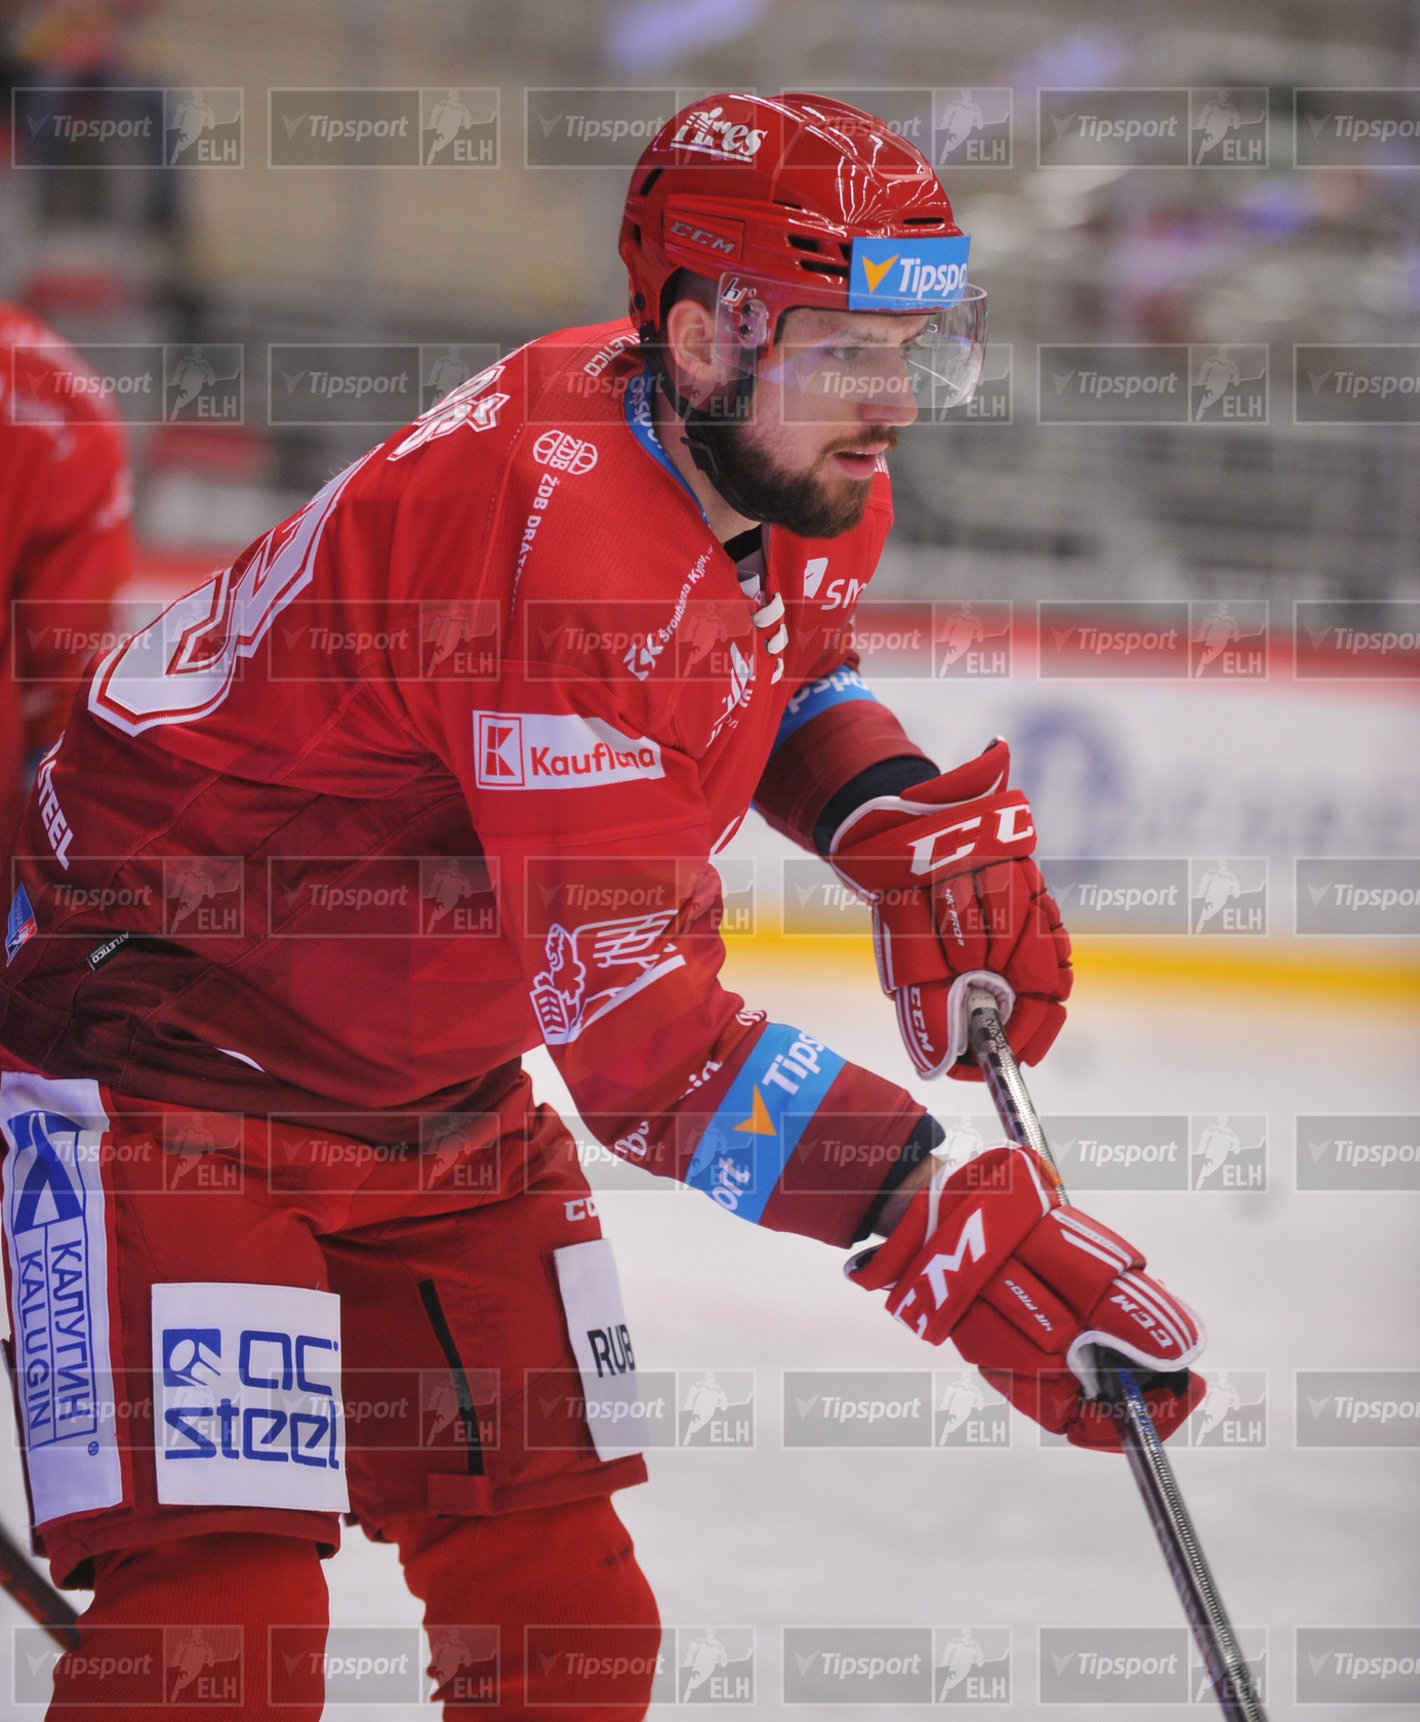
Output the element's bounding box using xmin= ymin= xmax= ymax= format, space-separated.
xmin=965 ymin=985 xmax=1267 ymax=1722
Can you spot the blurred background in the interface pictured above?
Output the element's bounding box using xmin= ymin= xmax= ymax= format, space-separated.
xmin=1 ymin=0 xmax=1418 ymax=604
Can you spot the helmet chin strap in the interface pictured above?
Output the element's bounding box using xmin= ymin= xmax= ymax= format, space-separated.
xmin=642 ymin=334 xmax=768 ymax=525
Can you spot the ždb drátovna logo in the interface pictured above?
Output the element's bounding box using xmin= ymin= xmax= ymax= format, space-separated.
xmin=849 ymin=235 xmax=971 ymax=310
xmin=472 ymin=711 xmax=664 ymax=788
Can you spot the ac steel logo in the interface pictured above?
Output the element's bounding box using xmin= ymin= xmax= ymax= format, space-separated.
xmin=152 ymin=1281 xmax=346 ymax=1510
xmin=532 ymin=429 xmax=599 ymax=474
xmin=472 ymin=711 xmax=664 ymax=790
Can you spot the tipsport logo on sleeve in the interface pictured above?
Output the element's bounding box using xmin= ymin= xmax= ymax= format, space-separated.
xmin=152 ymin=1280 xmax=348 ymax=1510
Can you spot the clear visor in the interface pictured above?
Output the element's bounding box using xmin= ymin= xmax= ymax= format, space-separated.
xmin=711 ymin=273 xmax=988 ymax=417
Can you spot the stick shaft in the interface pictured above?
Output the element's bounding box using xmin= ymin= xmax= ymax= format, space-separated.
xmin=964 ymin=989 xmax=1267 ymax=1722
xmin=0 ymin=1517 xmax=80 ymax=1650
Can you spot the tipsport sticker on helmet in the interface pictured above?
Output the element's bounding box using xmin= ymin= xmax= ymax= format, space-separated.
xmin=849 ymin=235 xmax=971 ymax=311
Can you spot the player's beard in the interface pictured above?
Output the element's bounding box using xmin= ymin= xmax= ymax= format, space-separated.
xmin=697 ymin=419 xmax=898 ymax=538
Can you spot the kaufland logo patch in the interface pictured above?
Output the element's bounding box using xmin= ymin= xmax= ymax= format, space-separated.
xmin=473 ymin=712 xmax=664 ymax=789
xmin=849 ymin=235 xmax=970 ymax=310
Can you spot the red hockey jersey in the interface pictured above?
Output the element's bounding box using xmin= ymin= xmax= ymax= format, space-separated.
xmin=0 ymin=302 xmax=132 ymax=848
xmin=0 ymin=320 xmax=932 ymax=1245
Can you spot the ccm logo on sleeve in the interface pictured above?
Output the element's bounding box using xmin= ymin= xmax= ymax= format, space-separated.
xmin=474 ymin=712 xmax=664 ymax=789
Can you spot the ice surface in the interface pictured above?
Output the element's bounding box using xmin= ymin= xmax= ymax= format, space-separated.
xmin=2 ymin=958 xmax=1416 ymax=1718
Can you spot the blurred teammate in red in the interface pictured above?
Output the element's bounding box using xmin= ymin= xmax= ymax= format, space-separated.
xmin=0 ymin=300 xmax=132 ymax=848
xmin=0 ymin=97 xmax=1201 ymax=1720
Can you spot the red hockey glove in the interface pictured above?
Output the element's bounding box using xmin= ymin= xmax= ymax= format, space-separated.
xmin=827 ymin=740 xmax=1071 ymax=1079
xmin=847 ymin=1145 xmax=1205 ymax=1450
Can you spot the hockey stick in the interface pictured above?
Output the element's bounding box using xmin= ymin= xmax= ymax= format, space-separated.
xmin=0 ymin=1515 xmax=79 ymax=1649
xmin=964 ymin=986 xmax=1268 ymax=1722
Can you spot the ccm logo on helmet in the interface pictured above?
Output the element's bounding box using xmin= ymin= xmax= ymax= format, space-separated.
xmin=533 ymin=430 xmax=598 ymax=475
xmin=908 ymin=802 xmax=1035 ymax=876
xmin=474 ymin=712 xmax=664 ymax=789
xmin=668 ymin=215 xmax=744 ymax=259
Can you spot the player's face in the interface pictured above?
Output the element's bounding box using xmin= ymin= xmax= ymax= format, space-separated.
xmin=698 ymin=308 xmax=926 ymax=538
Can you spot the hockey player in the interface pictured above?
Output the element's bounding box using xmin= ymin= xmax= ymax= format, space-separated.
xmin=0 ymin=95 xmax=1203 ymax=1719
xmin=0 ymin=300 xmax=133 ymax=851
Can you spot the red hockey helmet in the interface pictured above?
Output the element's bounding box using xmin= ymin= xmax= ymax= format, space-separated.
xmin=621 ymin=91 xmax=968 ymax=335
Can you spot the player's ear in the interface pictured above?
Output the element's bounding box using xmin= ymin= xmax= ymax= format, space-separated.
xmin=663 ymin=296 xmax=728 ymax=406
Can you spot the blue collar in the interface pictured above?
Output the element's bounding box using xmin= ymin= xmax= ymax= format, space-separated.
xmin=623 ymin=366 xmax=708 ymax=522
